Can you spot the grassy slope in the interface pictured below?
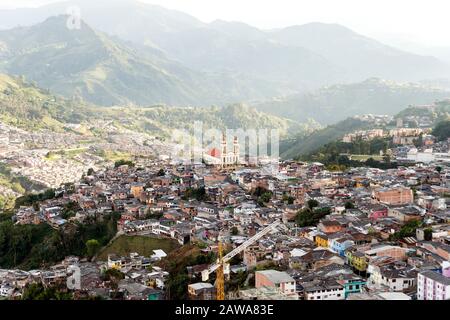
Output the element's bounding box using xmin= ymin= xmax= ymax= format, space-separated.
xmin=97 ymin=235 xmax=180 ymax=260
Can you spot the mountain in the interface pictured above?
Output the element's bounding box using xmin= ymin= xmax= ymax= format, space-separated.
xmin=280 ymin=117 xmax=371 ymax=160
xmin=0 ymin=15 xmax=286 ymax=106
xmin=271 ymin=23 xmax=450 ymax=82
xmin=254 ymin=78 xmax=450 ymax=125
xmin=0 ymin=0 xmax=337 ymax=94
xmin=0 ymin=73 xmax=308 ymax=138
xmin=1 ymin=0 xmax=448 ymax=99
xmin=0 ymin=16 xmax=207 ymax=106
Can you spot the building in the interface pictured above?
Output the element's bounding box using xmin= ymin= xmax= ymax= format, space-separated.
xmin=205 ymin=134 xmax=240 ymax=168
xmin=373 ymin=186 xmax=413 ymax=205
xmin=188 ymin=282 xmax=216 ymax=300
xmin=255 ymin=270 xmax=296 ymax=295
xmin=301 ymin=279 xmax=345 ymax=300
xmin=417 ymin=265 xmax=450 ymax=300
xmin=388 ymin=205 xmax=424 ymax=222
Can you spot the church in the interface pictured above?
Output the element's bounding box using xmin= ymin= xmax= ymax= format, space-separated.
xmin=204 ymin=134 xmax=240 ymax=168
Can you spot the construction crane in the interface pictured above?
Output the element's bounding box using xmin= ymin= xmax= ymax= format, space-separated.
xmin=202 ymin=220 xmax=286 ymax=300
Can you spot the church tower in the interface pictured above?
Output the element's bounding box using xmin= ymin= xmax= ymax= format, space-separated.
xmin=233 ymin=136 xmax=240 ymax=165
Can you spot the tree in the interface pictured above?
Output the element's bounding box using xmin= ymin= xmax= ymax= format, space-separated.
xmin=307 ymin=199 xmax=319 ymax=210
xmin=295 ymin=207 xmax=331 ymax=227
xmin=390 ymin=220 xmax=422 ymax=240
xmin=344 ymin=201 xmax=355 ymax=209
xmin=432 ymin=120 xmax=450 ymax=141
xmin=157 ymin=168 xmax=165 ymax=176
xmin=258 ymin=191 xmax=273 ymax=206
xmin=21 ymin=283 xmax=73 ymax=300
xmin=114 ymin=159 xmax=134 ymax=168
xmin=231 ymin=226 xmax=238 ymax=236
xmin=86 ymin=239 xmax=101 ymax=258
xmin=424 ymin=228 xmax=433 ymax=241
xmin=87 ymin=168 xmax=95 ymax=176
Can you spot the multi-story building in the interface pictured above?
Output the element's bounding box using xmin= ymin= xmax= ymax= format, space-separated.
xmin=373 ymin=186 xmax=413 ymax=205
xmin=417 ymin=265 xmax=450 ymax=300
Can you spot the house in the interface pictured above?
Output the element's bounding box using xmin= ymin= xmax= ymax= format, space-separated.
xmin=345 ymin=250 xmax=368 ymax=273
xmin=330 ymin=237 xmax=355 ymax=257
xmin=366 ymin=205 xmax=388 ymax=220
xmin=300 ymin=278 xmax=345 ymax=300
xmin=368 ymin=263 xmax=417 ymax=292
xmin=318 ymin=220 xmax=345 ymax=234
xmin=188 ymin=282 xmax=216 ymax=300
xmin=255 ymin=270 xmax=296 ymax=295
xmin=388 ymin=205 xmax=424 ymax=222
xmin=315 ymin=233 xmax=329 ymax=248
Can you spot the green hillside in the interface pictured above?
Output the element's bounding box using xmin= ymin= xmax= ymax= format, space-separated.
xmin=280 ymin=117 xmax=370 ymax=159
xmin=0 ymin=72 xmax=310 ymax=141
xmin=0 ymin=16 xmax=232 ymax=106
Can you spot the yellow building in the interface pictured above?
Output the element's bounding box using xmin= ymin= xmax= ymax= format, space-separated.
xmin=346 ymin=251 xmax=368 ymax=272
xmin=315 ymin=234 xmax=329 ymax=248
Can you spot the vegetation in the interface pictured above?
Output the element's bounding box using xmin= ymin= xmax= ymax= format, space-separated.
xmin=0 ymin=213 xmax=120 ymax=269
xmin=281 ymin=117 xmax=370 ymax=159
xmin=15 ymin=188 xmax=58 ymax=209
xmin=432 ymin=120 xmax=450 ymax=141
xmin=256 ymin=78 xmax=450 ymax=125
xmin=97 ymin=235 xmax=180 ymax=261
xmin=295 ymin=206 xmax=332 ymax=227
xmin=114 ymin=159 xmax=135 ymax=168
xmin=182 ymin=187 xmax=209 ymax=201
xmin=390 ymin=220 xmax=422 ymax=241
xmin=21 ymin=283 xmax=73 ymax=300
xmin=157 ymin=245 xmax=215 ymax=300
xmin=86 ymin=239 xmax=101 ymax=258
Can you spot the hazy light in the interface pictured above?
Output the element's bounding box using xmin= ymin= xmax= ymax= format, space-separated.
xmin=0 ymin=0 xmax=449 ymax=46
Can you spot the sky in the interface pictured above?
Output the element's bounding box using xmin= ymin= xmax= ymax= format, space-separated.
xmin=0 ymin=0 xmax=449 ymax=47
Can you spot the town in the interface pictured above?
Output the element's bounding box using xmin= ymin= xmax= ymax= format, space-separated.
xmin=0 ymin=126 xmax=449 ymax=300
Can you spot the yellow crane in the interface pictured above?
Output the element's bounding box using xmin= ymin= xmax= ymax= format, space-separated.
xmin=216 ymin=242 xmax=225 ymax=300
xmin=202 ymin=220 xmax=284 ymax=300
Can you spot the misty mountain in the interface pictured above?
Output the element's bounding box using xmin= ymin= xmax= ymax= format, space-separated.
xmin=271 ymin=23 xmax=449 ymax=82
xmin=254 ymin=78 xmax=450 ymax=125
xmin=0 ymin=15 xmax=292 ymax=106
xmin=1 ymin=0 xmax=448 ymax=98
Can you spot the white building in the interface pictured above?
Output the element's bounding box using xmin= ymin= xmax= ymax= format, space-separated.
xmin=417 ymin=266 xmax=450 ymax=300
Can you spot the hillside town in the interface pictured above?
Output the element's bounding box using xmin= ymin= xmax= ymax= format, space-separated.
xmin=1 ymin=133 xmax=449 ymax=300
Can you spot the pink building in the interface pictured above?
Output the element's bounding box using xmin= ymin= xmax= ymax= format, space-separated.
xmin=368 ymin=206 xmax=388 ymax=220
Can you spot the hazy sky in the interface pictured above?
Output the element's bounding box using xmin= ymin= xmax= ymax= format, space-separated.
xmin=1 ymin=0 xmax=450 ymax=47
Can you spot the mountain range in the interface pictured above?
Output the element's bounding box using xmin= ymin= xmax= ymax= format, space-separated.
xmin=0 ymin=0 xmax=449 ymax=109
xmin=0 ymin=73 xmax=306 ymax=138
xmin=254 ymin=78 xmax=450 ymax=125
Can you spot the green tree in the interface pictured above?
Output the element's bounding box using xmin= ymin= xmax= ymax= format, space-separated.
xmin=114 ymin=159 xmax=134 ymax=168
xmin=86 ymin=239 xmax=101 ymax=258
xmin=307 ymin=199 xmax=319 ymax=209
xmin=344 ymin=201 xmax=355 ymax=209
xmin=424 ymin=228 xmax=433 ymax=241
xmin=432 ymin=120 xmax=450 ymax=141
